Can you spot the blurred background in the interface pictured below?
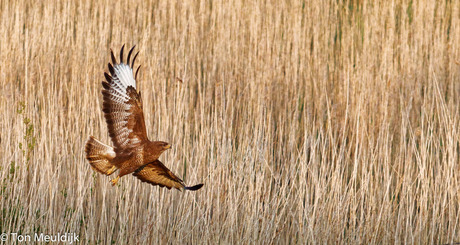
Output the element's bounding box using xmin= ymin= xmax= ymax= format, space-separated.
xmin=0 ymin=0 xmax=459 ymax=243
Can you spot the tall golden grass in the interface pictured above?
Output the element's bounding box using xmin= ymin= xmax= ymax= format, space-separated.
xmin=0 ymin=0 xmax=459 ymax=243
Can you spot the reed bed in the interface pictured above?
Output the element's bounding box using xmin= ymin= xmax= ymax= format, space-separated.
xmin=0 ymin=0 xmax=459 ymax=243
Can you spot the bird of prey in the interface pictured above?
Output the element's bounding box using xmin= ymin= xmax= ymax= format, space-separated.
xmin=85 ymin=45 xmax=203 ymax=191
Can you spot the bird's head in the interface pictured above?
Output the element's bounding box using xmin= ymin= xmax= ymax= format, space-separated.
xmin=153 ymin=141 xmax=171 ymax=153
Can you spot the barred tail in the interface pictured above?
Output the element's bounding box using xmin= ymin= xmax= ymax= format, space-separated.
xmin=85 ymin=136 xmax=117 ymax=175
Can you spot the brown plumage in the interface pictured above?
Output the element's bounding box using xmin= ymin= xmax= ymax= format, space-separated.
xmin=85 ymin=45 xmax=203 ymax=191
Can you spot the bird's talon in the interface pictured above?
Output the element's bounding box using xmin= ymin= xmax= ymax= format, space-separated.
xmin=107 ymin=166 xmax=117 ymax=175
xmin=111 ymin=176 xmax=120 ymax=186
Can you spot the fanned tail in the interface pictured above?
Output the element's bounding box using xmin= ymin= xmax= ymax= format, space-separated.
xmin=85 ymin=136 xmax=117 ymax=175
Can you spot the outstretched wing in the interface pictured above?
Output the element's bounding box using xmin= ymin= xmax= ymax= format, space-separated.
xmin=133 ymin=160 xmax=204 ymax=191
xmin=102 ymin=45 xmax=147 ymax=151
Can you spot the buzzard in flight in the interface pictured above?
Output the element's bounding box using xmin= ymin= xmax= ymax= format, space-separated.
xmin=85 ymin=45 xmax=203 ymax=191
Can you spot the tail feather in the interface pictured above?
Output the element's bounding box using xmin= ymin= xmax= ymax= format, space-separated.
xmin=85 ymin=136 xmax=117 ymax=175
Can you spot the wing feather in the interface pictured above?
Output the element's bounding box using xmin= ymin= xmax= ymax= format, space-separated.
xmin=102 ymin=46 xmax=147 ymax=151
xmin=133 ymin=160 xmax=204 ymax=191
xmin=133 ymin=160 xmax=185 ymax=190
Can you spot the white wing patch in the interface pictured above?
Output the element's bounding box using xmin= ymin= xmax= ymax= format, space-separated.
xmin=113 ymin=63 xmax=136 ymax=90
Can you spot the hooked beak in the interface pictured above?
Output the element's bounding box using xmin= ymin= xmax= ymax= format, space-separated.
xmin=164 ymin=144 xmax=171 ymax=150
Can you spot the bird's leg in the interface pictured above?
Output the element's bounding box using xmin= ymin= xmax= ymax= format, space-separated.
xmin=111 ymin=176 xmax=120 ymax=186
xmin=107 ymin=166 xmax=117 ymax=175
